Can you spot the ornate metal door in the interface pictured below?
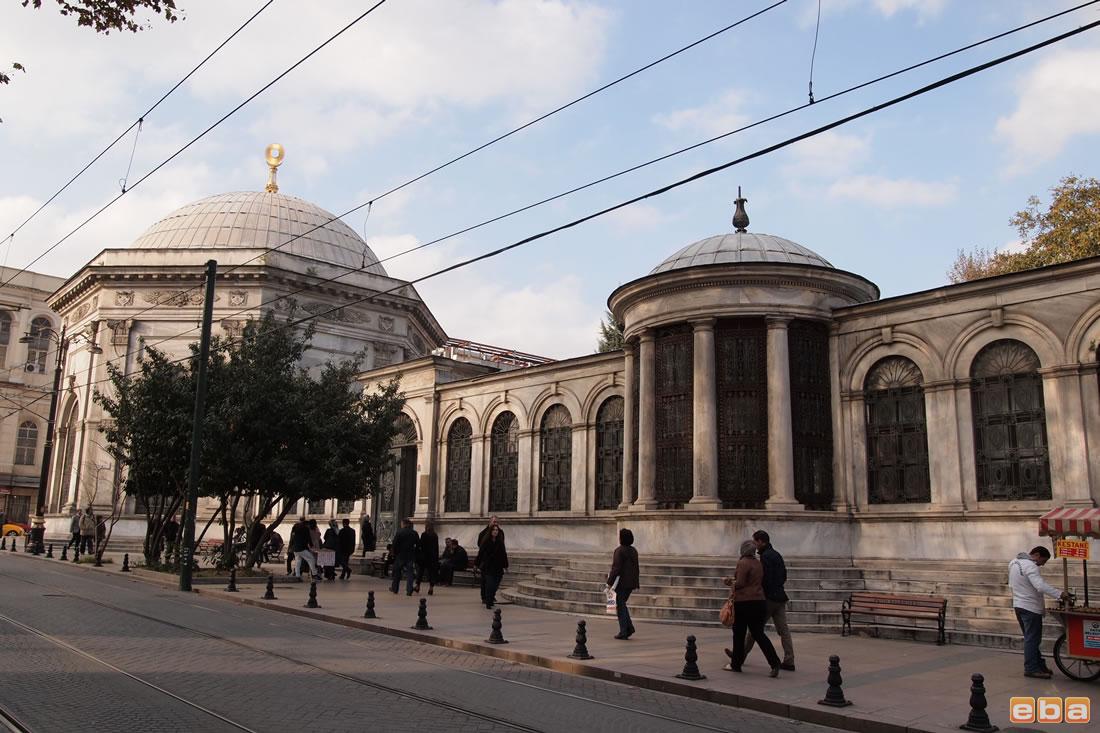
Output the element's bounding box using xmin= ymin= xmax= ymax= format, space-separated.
xmin=654 ymin=325 xmax=693 ymax=507
xmin=595 ymin=397 xmax=624 ymax=510
xmin=716 ymin=319 xmax=768 ymax=508
xmin=788 ymin=320 xmax=834 ymax=508
xmin=374 ymin=415 xmax=418 ymax=542
xmin=864 ymin=357 xmax=930 ymax=504
xmin=445 ymin=418 xmax=472 ymax=513
xmin=539 ymin=406 xmax=573 ymax=511
xmin=489 ymin=412 xmax=518 ymax=512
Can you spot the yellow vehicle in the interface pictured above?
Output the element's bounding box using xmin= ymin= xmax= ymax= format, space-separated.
xmin=2 ymin=522 xmax=29 ymax=537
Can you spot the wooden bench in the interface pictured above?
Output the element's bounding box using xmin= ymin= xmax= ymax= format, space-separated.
xmin=367 ymin=552 xmax=393 ymax=577
xmin=842 ymin=592 xmax=948 ymax=645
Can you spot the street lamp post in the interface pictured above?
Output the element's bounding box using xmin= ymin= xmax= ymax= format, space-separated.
xmin=20 ymin=324 xmax=102 ymax=552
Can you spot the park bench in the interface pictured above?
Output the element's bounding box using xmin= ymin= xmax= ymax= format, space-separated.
xmin=367 ymin=551 xmax=393 ymax=577
xmin=841 ymin=591 xmax=948 ymax=645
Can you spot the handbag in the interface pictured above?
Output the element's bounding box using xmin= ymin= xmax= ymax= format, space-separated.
xmin=719 ymin=595 xmax=735 ymax=627
xmin=605 ymin=577 xmax=619 ymax=615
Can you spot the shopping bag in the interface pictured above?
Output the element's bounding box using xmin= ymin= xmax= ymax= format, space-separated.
xmin=317 ymin=549 xmax=336 ymax=567
xmin=719 ymin=596 xmax=735 ymax=627
xmin=605 ymin=577 xmax=619 ymax=615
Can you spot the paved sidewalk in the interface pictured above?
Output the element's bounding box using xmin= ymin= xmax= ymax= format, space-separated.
xmin=22 ymin=550 xmax=1098 ymax=733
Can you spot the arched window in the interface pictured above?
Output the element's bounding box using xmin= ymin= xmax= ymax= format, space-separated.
xmin=15 ymin=421 xmax=38 ymax=465
xmin=539 ymin=405 xmax=573 ymax=511
xmin=0 ymin=311 xmax=11 ymax=366
xmin=595 ymin=397 xmax=624 ymax=510
xmin=489 ymin=412 xmax=518 ymax=512
xmin=864 ymin=357 xmax=930 ymax=503
xmin=445 ymin=418 xmax=472 ymax=513
xmin=971 ymin=339 xmax=1050 ymax=501
xmin=27 ymin=317 xmax=52 ymax=373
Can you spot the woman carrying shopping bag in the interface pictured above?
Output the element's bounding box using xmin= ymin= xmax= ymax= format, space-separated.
xmin=723 ymin=540 xmax=782 ymax=677
xmin=607 ymin=528 xmax=639 ymax=640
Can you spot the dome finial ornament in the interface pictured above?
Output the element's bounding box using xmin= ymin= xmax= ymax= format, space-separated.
xmin=264 ymin=143 xmax=285 ymax=193
xmin=732 ymin=186 xmax=749 ymax=232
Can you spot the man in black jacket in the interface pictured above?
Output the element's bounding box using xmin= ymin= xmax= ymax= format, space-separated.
xmin=389 ymin=518 xmax=419 ymax=596
xmin=743 ymin=529 xmax=795 ymax=670
xmin=337 ymin=519 xmax=356 ymax=580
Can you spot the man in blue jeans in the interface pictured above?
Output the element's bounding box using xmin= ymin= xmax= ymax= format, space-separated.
xmin=1008 ymin=546 xmax=1069 ymax=678
xmin=390 ymin=518 xmax=419 ymax=596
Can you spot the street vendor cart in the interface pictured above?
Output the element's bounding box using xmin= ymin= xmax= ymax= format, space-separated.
xmin=1039 ymin=507 xmax=1100 ymax=681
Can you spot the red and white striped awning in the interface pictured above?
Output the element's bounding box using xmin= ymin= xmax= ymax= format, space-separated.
xmin=1039 ymin=507 xmax=1100 ymax=538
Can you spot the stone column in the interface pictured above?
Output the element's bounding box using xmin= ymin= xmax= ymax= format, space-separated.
xmin=828 ymin=323 xmax=848 ymax=512
xmin=1042 ymin=367 xmax=1094 ymax=508
xmin=619 ymin=344 xmax=636 ymax=509
xmin=690 ymin=319 xmax=720 ymax=508
xmin=923 ymin=382 xmax=966 ymax=511
xmin=765 ymin=316 xmax=801 ymax=510
xmin=633 ymin=330 xmax=658 ymax=510
xmin=469 ymin=434 xmax=486 ymax=515
xmin=517 ymin=428 xmax=534 ymax=515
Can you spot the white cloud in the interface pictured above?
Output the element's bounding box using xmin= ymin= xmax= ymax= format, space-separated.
xmin=872 ymin=0 xmax=948 ymax=18
xmin=784 ymin=131 xmax=871 ymax=177
xmin=798 ymin=0 xmax=948 ymax=26
xmin=653 ymin=90 xmax=749 ymax=137
xmin=605 ymin=203 xmax=670 ymax=233
xmin=827 ymin=175 xmax=958 ymax=207
xmin=995 ymin=47 xmax=1100 ymax=173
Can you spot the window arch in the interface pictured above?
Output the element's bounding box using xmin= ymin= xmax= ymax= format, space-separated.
xmin=864 ymin=357 xmax=930 ymax=503
xmin=489 ymin=412 xmax=518 ymax=512
xmin=27 ymin=317 xmax=52 ymax=373
xmin=0 ymin=311 xmax=11 ymax=366
xmin=15 ymin=421 xmax=38 ymax=465
xmin=444 ymin=418 xmax=472 ymax=513
xmin=970 ymin=339 xmax=1050 ymax=501
xmin=595 ymin=397 xmax=624 ymax=510
xmin=539 ymin=405 xmax=573 ymax=511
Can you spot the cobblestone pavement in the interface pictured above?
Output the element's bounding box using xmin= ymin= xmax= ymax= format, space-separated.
xmin=0 ymin=556 xmax=836 ymax=733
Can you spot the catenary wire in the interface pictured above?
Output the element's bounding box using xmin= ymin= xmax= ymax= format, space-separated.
xmin=56 ymin=14 xmax=1100 ymax=394
xmin=0 ymin=0 xmax=275 ymax=247
xmin=0 ymin=0 xmax=390 ymax=292
xmin=809 ymin=0 xmax=822 ymax=103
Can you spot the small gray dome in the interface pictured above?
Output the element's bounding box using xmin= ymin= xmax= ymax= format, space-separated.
xmin=651 ymin=232 xmax=832 ymax=274
xmin=131 ymin=191 xmax=386 ymax=275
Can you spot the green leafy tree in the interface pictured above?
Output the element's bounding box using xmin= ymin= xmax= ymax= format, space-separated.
xmin=596 ymin=310 xmax=624 ymax=352
xmin=949 ymin=175 xmax=1100 ymax=283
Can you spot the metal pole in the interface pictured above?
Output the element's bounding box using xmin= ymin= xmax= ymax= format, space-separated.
xmin=179 ymin=260 xmax=217 ymax=592
xmin=33 ymin=326 xmax=66 ymax=533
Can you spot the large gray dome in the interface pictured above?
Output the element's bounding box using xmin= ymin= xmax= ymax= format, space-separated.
xmin=651 ymin=232 xmax=832 ymax=274
xmin=130 ymin=191 xmax=387 ymax=275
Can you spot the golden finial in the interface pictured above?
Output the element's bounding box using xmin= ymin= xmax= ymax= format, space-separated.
xmin=264 ymin=143 xmax=285 ymax=193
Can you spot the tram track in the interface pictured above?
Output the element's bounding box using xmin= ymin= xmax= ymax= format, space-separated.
xmin=0 ymin=564 xmax=755 ymax=733
xmin=0 ymin=699 xmax=32 ymax=733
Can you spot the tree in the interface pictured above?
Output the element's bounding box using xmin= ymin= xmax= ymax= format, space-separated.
xmin=948 ymin=175 xmax=1100 ymax=283
xmin=596 ymin=310 xmax=624 ymax=352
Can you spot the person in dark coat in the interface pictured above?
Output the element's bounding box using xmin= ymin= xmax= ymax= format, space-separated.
xmin=415 ymin=520 xmax=440 ymax=595
xmin=289 ymin=517 xmax=318 ymax=580
xmin=390 ymin=518 xmax=419 ymax=595
xmin=162 ymin=515 xmax=179 ymax=561
xmin=321 ymin=520 xmax=339 ymax=580
xmin=607 ymin=528 xmax=640 ymax=640
xmin=477 ymin=516 xmax=504 ymax=605
xmin=337 ymin=518 xmax=356 ymax=580
xmin=477 ymin=524 xmax=508 ymax=609
xmin=68 ymin=510 xmax=82 ymax=552
xmin=360 ymin=515 xmax=376 ymax=556
xmin=248 ymin=520 xmax=267 ymax=569
xmin=742 ymin=530 xmax=795 ymax=670
xmin=723 ymin=540 xmax=782 ymax=677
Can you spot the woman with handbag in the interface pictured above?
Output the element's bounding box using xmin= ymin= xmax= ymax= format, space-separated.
xmin=723 ymin=540 xmax=782 ymax=677
xmin=607 ymin=528 xmax=639 ymax=640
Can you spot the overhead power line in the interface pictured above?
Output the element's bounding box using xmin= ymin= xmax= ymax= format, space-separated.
xmin=0 ymin=0 xmax=275 ymax=247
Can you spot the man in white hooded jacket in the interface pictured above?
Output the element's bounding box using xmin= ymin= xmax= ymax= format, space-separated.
xmin=1009 ymin=546 xmax=1069 ymax=678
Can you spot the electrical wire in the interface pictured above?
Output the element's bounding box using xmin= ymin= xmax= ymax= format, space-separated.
xmin=1 ymin=0 xmax=275 ymax=247
xmin=809 ymin=0 xmax=822 ymax=103
xmin=119 ymin=119 xmax=144 ymax=194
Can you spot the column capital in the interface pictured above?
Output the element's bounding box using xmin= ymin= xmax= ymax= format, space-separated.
xmin=765 ymin=315 xmax=793 ymax=329
xmin=637 ymin=328 xmax=655 ymax=344
xmin=689 ymin=317 xmax=717 ymax=331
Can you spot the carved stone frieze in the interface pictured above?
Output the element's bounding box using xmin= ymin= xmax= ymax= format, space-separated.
xmin=372 ymin=341 xmax=401 ymax=367
xmin=272 ymin=298 xmax=370 ymax=324
xmin=143 ymin=290 xmax=221 ymax=307
xmin=228 ymin=290 xmax=248 ymax=307
xmin=379 ymin=315 xmax=395 ymax=332
xmin=115 ymin=291 xmax=135 ymax=307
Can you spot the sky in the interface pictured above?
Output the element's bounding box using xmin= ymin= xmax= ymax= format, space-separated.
xmin=2 ymin=0 xmax=1100 ymax=358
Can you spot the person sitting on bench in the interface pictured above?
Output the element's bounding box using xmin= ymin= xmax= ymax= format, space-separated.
xmin=439 ymin=538 xmax=469 ymax=585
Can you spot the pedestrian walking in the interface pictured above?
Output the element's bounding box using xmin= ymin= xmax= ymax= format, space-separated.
xmin=1009 ymin=546 xmax=1069 ymax=678
xmin=415 ymin=520 xmax=440 ymax=595
xmin=289 ymin=517 xmax=319 ymax=580
xmin=248 ymin=519 xmax=267 ymax=569
xmin=337 ymin=518 xmax=356 ymax=580
xmin=390 ymin=518 xmax=419 ymax=595
xmin=478 ymin=524 xmax=508 ymax=609
xmin=321 ymin=520 xmax=339 ymax=581
xmin=361 ymin=515 xmax=376 ymax=555
xmin=477 ymin=516 xmax=505 ymax=606
xmin=607 ymin=528 xmax=639 ymax=640
xmin=741 ymin=530 xmax=795 ymax=670
xmin=79 ymin=509 xmax=96 ymax=555
xmin=723 ymin=540 xmax=782 ymax=678
xmin=162 ymin=514 xmax=179 ymax=562
xmin=67 ymin=510 xmax=82 ymax=551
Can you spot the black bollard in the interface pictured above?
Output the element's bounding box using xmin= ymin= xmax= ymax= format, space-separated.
xmin=305 ymin=581 xmax=320 ymax=608
xmin=60 ymin=544 xmax=68 ymax=561
xmin=568 ymin=619 xmax=593 ymax=660
xmin=413 ymin=598 xmax=432 ymax=630
xmin=262 ymin=575 xmax=277 ymax=600
xmin=10 ymin=539 xmax=17 ymax=553
xmin=676 ymin=635 xmax=706 ymax=681
xmin=959 ymin=673 xmax=998 ymax=732
xmin=364 ymin=590 xmax=377 ymax=619
xmin=121 ymin=553 xmax=131 ymax=572
xmin=486 ymin=608 xmax=508 ymax=644
xmin=225 ymin=567 xmax=239 ymax=592
xmin=1 ymin=537 xmax=6 ymax=550
xmin=818 ymin=655 xmax=853 ymax=707
xmin=46 ymin=543 xmax=54 ymax=558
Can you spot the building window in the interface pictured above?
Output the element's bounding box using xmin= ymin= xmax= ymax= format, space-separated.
xmin=15 ymin=421 xmax=37 ymax=465
xmin=444 ymin=418 xmax=472 ymax=513
xmin=538 ymin=405 xmax=573 ymax=511
xmin=789 ymin=320 xmax=834 ymax=509
xmin=654 ymin=324 xmax=693 ymax=507
xmin=336 ymin=499 xmax=355 ymax=515
xmin=595 ymin=397 xmax=624 ymax=510
xmin=864 ymin=357 xmax=930 ymax=504
xmin=27 ymin=317 xmax=52 ymax=373
xmin=716 ymin=318 xmax=768 ymax=508
xmin=307 ymin=499 xmax=326 ymax=515
xmin=971 ymin=339 xmax=1050 ymax=501
xmin=0 ymin=311 xmax=11 ymax=365
xmin=489 ymin=412 xmax=518 ymax=512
